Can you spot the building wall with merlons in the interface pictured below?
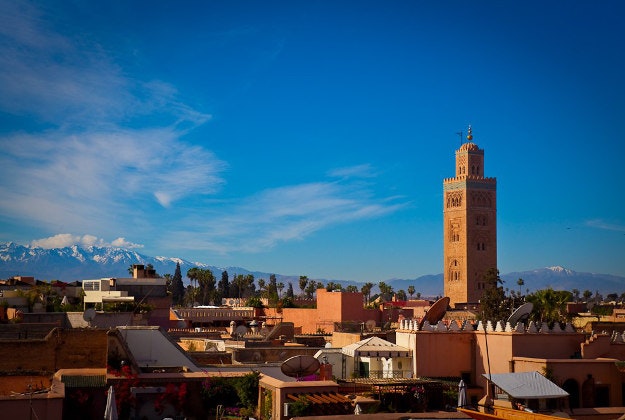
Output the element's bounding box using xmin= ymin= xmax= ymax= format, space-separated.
xmin=397 ymin=326 xmax=625 ymax=408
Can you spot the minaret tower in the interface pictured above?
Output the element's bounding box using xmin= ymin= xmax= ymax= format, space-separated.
xmin=443 ymin=126 xmax=497 ymax=307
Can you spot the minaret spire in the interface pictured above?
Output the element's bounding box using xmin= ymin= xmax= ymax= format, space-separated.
xmin=467 ymin=125 xmax=473 ymax=142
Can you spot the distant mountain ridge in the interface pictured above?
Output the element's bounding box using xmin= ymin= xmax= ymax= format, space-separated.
xmin=0 ymin=242 xmax=623 ymax=295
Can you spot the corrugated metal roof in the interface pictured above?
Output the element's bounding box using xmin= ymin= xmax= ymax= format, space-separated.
xmin=483 ymin=371 xmax=569 ymax=399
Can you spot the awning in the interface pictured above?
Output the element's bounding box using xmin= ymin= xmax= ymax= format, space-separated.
xmin=286 ymin=392 xmax=352 ymax=416
xmin=483 ymin=371 xmax=569 ymax=399
xmin=287 ymin=392 xmax=350 ymax=404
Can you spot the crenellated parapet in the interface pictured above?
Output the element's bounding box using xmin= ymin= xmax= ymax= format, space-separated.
xmin=397 ymin=318 xmax=578 ymax=334
xmin=443 ymin=176 xmax=497 ymax=183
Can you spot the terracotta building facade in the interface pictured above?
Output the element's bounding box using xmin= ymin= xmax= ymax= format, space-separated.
xmin=443 ymin=126 xmax=497 ymax=307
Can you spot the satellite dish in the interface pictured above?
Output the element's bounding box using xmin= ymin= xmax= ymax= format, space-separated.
xmin=83 ymin=308 xmax=96 ymax=324
xmin=280 ymin=355 xmax=320 ymax=379
xmin=419 ymin=296 xmax=450 ymax=329
xmin=365 ymin=320 xmax=376 ymax=332
xmin=228 ymin=299 xmax=235 ymax=306
xmin=507 ymin=302 xmax=533 ymax=325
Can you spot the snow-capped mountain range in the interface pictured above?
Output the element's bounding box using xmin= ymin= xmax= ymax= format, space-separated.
xmin=0 ymin=242 xmax=623 ymax=296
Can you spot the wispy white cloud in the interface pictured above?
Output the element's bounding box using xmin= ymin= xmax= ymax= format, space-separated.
xmin=164 ymin=176 xmax=407 ymax=254
xmin=1 ymin=2 xmax=406 ymax=257
xmin=0 ymin=127 xmax=227 ymax=232
xmin=586 ymin=219 xmax=625 ymax=233
xmin=0 ymin=2 xmax=224 ymax=236
xmin=31 ymin=233 xmax=143 ymax=249
xmin=327 ymin=164 xmax=377 ymax=179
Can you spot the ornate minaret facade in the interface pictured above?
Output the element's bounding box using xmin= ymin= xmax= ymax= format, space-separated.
xmin=443 ymin=126 xmax=497 ymax=307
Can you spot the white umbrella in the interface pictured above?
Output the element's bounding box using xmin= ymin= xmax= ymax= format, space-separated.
xmin=354 ymin=403 xmax=362 ymax=415
xmin=104 ymin=385 xmax=118 ymax=420
xmin=61 ymin=296 xmax=69 ymax=306
xmin=457 ymin=379 xmax=467 ymax=408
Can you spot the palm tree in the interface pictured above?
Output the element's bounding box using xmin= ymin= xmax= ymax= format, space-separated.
xmin=378 ymin=281 xmax=393 ymax=302
xmin=526 ymin=288 xmax=572 ymax=325
xmin=299 ymin=276 xmax=308 ymax=297
xmin=516 ymin=278 xmax=525 ymax=295
xmin=277 ymin=282 xmax=284 ymax=298
xmin=187 ymin=267 xmax=200 ymax=305
xmin=361 ymin=282 xmax=374 ymax=306
xmin=407 ymin=285 xmax=415 ymax=300
xmin=257 ymin=278 xmax=266 ymax=298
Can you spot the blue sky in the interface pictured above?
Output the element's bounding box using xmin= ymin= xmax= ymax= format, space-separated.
xmin=1 ymin=1 xmax=624 ymax=281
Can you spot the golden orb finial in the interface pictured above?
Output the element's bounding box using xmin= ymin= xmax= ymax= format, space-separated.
xmin=467 ymin=125 xmax=473 ymax=142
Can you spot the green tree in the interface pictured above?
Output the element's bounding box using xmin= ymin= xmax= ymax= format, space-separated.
xmin=346 ymin=285 xmax=358 ymax=293
xmin=516 ymin=278 xmax=525 ymax=295
xmin=277 ymin=282 xmax=285 ymax=298
xmin=187 ymin=267 xmax=200 ymax=290
xmin=325 ymin=281 xmax=342 ymax=292
xmin=286 ymin=282 xmax=295 ymax=299
xmin=267 ymin=274 xmax=279 ymax=306
xmin=304 ymin=280 xmax=317 ymax=299
xmin=361 ymin=282 xmax=374 ymax=305
xmin=217 ymin=270 xmax=230 ymax=302
xmin=197 ymin=268 xmax=216 ymax=305
xmin=289 ymin=395 xmax=311 ymax=417
xmin=407 ymin=285 xmax=415 ymax=300
xmin=257 ymin=278 xmax=267 ymax=299
xmin=478 ymin=268 xmax=509 ymax=321
xmin=232 ymin=274 xmax=255 ymax=300
xmin=299 ymin=276 xmax=308 ymax=297
xmin=526 ymin=288 xmax=572 ymax=325
xmin=378 ymin=281 xmax=393 ymax=302
xmin=396 ymin=289 xmax=407 ymax=301
xmin=582 ymin=290 xmax=593 ymax=302
xmin=234 ymin=371 xmax=260 ymax=411
xmin=246 ymin=296 xmax=264 ymax=308
xmin=171 ymin=262 xmax=185 ymax=306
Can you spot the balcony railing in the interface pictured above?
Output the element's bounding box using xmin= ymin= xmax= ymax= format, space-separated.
xmin=360 ymin=370 xmax=409 ymax=379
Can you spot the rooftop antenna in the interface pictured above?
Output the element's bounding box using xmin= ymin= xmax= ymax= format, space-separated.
xmin=456 ymin=130 xmax=463 ymax=146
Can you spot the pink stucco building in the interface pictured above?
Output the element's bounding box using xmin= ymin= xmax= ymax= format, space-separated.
xmin=396 ymin=318 xmax=625 ymax=410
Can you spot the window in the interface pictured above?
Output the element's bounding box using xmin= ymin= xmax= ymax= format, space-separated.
xmin=83 ymin=281 xmax=100 ymax=291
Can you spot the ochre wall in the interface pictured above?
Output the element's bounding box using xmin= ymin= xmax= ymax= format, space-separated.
xmin=0 ymin=328 xmax=107 ymax=373
xmin=513 ymin=358 xmax=625 ymax=408
xmin=264 ymin=290 xmax=381 ymax=334
xmin=414 ymin=331 xmax=474 ymax=378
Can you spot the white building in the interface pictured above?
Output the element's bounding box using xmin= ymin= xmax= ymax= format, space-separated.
xmin=315 ymin=336 xmax=412 ymax=380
